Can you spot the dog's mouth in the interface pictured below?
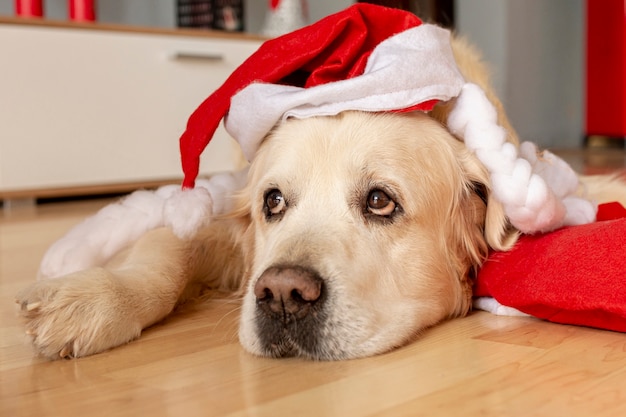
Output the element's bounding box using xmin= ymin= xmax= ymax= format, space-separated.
xmin=261 ymin=334 xmax=306 ymax=359
xmin=256 ymin=326 xmax=332 ymax=360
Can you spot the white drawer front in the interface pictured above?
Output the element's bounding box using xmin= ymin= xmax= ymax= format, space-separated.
xmin=0 ymin=25 xmax=261 ymax=192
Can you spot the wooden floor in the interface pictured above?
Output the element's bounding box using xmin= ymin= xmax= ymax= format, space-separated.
xmin=2 ymin=149 xmax=626 ymax=417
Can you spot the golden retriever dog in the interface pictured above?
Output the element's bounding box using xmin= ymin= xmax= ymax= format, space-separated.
xmin=16 ymin=36 xmax=626 ymax=360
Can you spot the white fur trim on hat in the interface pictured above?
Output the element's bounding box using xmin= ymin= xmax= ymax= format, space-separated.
xmin=37 ymin=170 xmax=247 ymax=280
xmin=473 ymin=297 xmax=530 ymax=317
xmin=448 ymin=83 xmax=596 ymax=233
xmin=226 ymin=24 xmax=465 ymax=161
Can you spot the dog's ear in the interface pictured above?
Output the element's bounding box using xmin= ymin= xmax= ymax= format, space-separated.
xmin=218 ymin=186 xmax=256 ymax=289
xmin=429 ymin=34 xmax=522 ymax=252
xmin=430 ymin=94 xmax=519 ymax=253
xmin=442 ymin=147 xmax=517 ymax=318
xmin=458 ymin=150 xmax=519 ymax=252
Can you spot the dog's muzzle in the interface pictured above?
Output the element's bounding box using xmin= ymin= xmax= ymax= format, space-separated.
xmin=253 ymin=265 xmax=327 ymax=357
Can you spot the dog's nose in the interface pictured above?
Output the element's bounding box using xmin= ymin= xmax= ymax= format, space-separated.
xmin=254 ymin=266 xmax=323 ymax=320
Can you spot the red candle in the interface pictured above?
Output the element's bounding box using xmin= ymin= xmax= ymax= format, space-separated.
xmin=15 ymin=0 xmax=44 ymax=17
xmin=69 ymin=0 xmax=96 ymax=22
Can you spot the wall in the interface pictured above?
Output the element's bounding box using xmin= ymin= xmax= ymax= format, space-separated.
xmin=456 ymin=0 xmax=584 ymax=148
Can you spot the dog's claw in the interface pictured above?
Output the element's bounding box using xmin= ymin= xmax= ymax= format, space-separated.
xmin=59 ymin=344 xmax=73 ymax=359
xmin=25 ymin=301 xmax=42 ymax=312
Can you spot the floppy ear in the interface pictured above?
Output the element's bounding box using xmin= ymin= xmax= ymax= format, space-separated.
xmin=213 ymin=181 xmax=256 ymax=294
xmin=440 ymin=143 xmax=518 ymax=319
xmin=457 ymin=148 xmax=519 ymax=252
xmin=442 ymin=140 xmax=516 ymax=280
xmin=429 ymin=34 xmax=523 ymax=252
xmin=433 ymin=104 xmax=520 ymax=252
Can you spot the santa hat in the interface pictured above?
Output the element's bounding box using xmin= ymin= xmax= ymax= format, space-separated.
xmin=179 ymin=3 xmax=596 ymax=234
xmin=180 ymin=3 xmax=434 ymax=186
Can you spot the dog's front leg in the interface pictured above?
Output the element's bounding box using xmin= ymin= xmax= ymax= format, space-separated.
xmin=16 ymin=228 xmax=192 ymax=359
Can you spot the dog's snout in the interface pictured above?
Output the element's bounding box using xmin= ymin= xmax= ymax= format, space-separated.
xmin=254 ymin=266 xmax=323 ymax=320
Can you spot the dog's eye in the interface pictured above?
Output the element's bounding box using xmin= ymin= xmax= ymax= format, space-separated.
xmin=264 ymin=189 xmax=286 ymax=219
xmin=366 ymin=189 xmax=397 ymax=217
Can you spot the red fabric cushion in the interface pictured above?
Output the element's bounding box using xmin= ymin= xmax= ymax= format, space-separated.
xmin=474 ymin=202 xmax=626 ymax=332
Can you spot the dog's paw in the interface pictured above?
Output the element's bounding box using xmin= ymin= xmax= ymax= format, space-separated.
xmin=16 ymin=269 xmax=142 ymax=360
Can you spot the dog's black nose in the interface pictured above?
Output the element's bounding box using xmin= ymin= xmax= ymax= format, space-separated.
xmin=254 ymin=266 xmax=323 ymax=321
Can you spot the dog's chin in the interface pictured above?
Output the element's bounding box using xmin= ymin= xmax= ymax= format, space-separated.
xmin=239 ymin=329 xmax=390 ymax=361
xmin=244 ymin=335 xmax=341 ymax=361
xmin=239 ymin=321 xmax=417 ymax=361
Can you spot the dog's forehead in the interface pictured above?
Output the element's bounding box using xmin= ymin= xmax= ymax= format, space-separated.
xmin=255 ymin=112 xmax=461 ymax=186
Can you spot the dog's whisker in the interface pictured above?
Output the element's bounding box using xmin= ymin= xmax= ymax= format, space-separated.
xmin=216 ymin=304 xmax=243 ymax=343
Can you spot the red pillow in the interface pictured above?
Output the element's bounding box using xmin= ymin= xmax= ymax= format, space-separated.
xmin=474 ymin=202 xmax=626 ymax=332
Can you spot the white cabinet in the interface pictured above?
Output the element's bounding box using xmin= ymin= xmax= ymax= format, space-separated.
xmin=0 ymin=20 xmax=262 ymax=198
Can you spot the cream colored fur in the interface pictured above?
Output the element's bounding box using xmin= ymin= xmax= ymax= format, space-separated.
xmin=16 ymin=37 xmax=626 ymax=360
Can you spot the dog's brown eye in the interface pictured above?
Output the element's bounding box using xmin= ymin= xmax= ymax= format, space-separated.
xmin=264 ymin=189 xmax=286 ymax=218
xmin=367 ymin=189 xmax=396 ymax=216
